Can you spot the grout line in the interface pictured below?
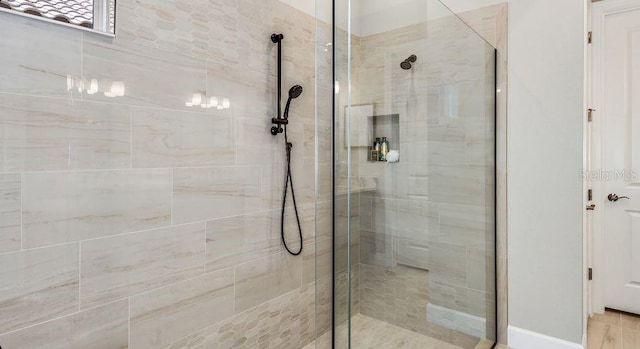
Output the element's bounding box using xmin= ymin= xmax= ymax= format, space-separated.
xmin=127 ymin=298 xmax=131 ymax=348
xmin=203 ymin=221 xmax=208 ymax=273
xmin=0 ymin=222 xmax=196 ymax=256
xmin=129 ymin=106 xmax=133 ymax=169
xmin=11 ymin=164 xmax=264 ymax=175
xmin=80 ymin=32 xmax=84 ymax=103
xmin=260 ymin=166 xmax=264 ymax=211
xmin=20 ymin=172 xmax=23 ymax=251
xmin=78 ymin=242 xmax=82 ymax=310
xmin=233 ymin=266 xmax=236 ymax=315
xmin=131 ymin=264 xmax=236 ymax=299
xmin=0 ymin=90 xmax=239 ymax=118
xmin=170 ymin=168 xmax=174 ymax=226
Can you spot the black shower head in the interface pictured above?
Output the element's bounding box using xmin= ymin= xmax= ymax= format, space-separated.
xmin=284 ymin=85 xmax=303 ymax=119
xmin=289 ymin=85 xmax=303 ymax=99
xmin=401 ymin=54 xmax=417 ymax=70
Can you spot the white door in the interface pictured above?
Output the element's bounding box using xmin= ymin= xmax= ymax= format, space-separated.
xmin=597 ymin=2 xmax=640 ymax=315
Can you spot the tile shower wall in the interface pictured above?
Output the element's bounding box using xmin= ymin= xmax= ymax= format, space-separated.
xmin=0 ymin=0 xmax=333 ymax=347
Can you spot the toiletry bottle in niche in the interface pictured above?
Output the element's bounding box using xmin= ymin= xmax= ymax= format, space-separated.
xmin=380 ymin=137 xmax=389 ymax=161
xmin=373 ymin=138 xmax=381 ymax=162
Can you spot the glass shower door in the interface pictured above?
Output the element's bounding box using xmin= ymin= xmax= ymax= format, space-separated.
xmin=332 ymin=0 xmax=497 ymax=348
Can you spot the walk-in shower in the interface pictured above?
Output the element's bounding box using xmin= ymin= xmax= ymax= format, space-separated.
xmin=0 ymin=0 xmax=500 ymax=347
xmin=326 ymin=0 xmax=498 ymax=348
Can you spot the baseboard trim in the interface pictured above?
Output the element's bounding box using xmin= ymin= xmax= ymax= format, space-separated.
xmin=507 ymin=326 xmax=584 ymax=349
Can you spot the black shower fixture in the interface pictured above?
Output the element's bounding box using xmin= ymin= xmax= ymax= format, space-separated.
xmin=401 ymin=54 xmax=417 ymax=70
xmin=284 ymin=85 xmax=303 ymax=119
xmin=270 ymin=33 xmax=304 ymax=257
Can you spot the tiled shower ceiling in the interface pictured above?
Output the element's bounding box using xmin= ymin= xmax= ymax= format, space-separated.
xmin=0 ymin=0 xmax=93 ymax=27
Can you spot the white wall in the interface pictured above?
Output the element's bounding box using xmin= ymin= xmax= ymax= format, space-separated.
xmin=442 ymin=0 xmax=508 ymax=14
xmin=353 ymin=0 xmax=508 ymax=36
xmin=278 ymin=0 xmax=332 ymax=24
xmin=280 ymin=0 xmax=507 ymax=36
xmin=507 ymin=0 xmax=585 ymax=345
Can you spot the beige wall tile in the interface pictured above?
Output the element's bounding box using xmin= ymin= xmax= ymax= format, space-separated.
xmin=163 ymin=282 xmax=316 ymax=349
xmin=429 ymin=165 xmax=488 ymax=206
xmin=0 ymin=300 xmax=128 ymax=349
xmin=173 ymin=166 xmax=261 ymax=224
xmin=0 ymin=14 xmax=81 ymax=98
xmin=467 ymin=248 xmax=489 ymax=292
xmin=430 ymin=280 xmax=487 ymax=318
xmin=0 ymin=94 xmax=131 ymax=172
xmin=130 ymin=269 xmax=235 ymax=349
xmin=360 ymin=230 xmax=394 ymax=267
xmin=0 ymin=244 xmax=79 ymax=334
xmin=80 ymin=222 xmax=206 ymax=308
xmin=206 ymin=63 xmax=274 ymax=124
xmin=132 ymin=107 xmax=235 ymax=168
xmin=260 ymin=157 xmax=315 ymax=210
xmin=234 ymin=118 xmax=288 ymax=167
xmin=235 ymin=252 xmax=301 ymax=313
xmin=0 ymin=173 xmax=21 ymax=253
xmin=205 ymin=210 xmax=280 ymax=272
xmin=394 ymin=198 xmax=439 ymax=241
xmin=429 ymin=242 xmax=467 ymax=288
xmin=303 ymin=237 xmax=332 ymax=284
xmin=457 ymin=4 xmax=506 ymax=48
xmin=434 ymin=203 xmax=491 ymax=249
xmin=82 ymin=38 xmax=208 ymax=111
xmin=22 ymin=169 xmax=172 ymax=248
xmin=394 ymin=236 xmax=430 ymax=270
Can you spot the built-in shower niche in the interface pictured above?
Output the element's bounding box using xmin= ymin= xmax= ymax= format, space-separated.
xmin=369 ymin=114 xmax=400 ymax=163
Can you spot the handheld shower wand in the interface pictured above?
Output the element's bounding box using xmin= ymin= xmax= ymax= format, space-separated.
xmin=271 ymin=34 xmax=304 ymax=256
xmin=284 ymin=85 xmax=303 ymax=119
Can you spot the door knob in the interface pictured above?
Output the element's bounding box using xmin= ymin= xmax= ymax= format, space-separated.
xmin=608 ymin=194 xmax=630 ymax=202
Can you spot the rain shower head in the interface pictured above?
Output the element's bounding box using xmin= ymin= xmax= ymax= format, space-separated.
xmin=401 ymin=54 xmax=417 ymax=70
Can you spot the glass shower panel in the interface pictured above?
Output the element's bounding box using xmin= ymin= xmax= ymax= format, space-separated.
xmin=333 ymin=0 xmax=356 ymax=347
xmin=333 ymin=0 xmax=496 ymax=348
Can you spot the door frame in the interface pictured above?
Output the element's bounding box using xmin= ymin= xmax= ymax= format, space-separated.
xmin=588 ymin=0 xmax=640 ymax=317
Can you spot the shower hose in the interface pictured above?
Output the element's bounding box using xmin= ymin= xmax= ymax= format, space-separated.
xmin=281 ymin=124 xmax=303 ymax=256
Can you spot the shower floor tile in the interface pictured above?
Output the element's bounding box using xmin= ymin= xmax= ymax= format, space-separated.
xmin=303 ymin=314 xmax=464 ymax=349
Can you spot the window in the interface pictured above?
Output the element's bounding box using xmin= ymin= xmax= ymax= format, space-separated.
xmin=0 ymin=0 xmax=115 ymax=35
